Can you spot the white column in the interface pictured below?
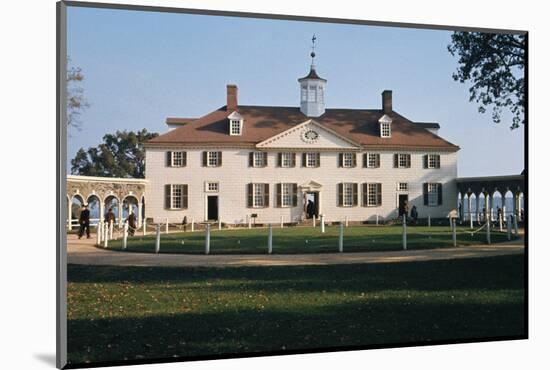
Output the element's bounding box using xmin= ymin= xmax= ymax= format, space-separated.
xmin=109 ymin=220 xmax=114 ymax=240
xmin=486 ymin=217 xmax=491 ymax=244
xmin=67 ymin=200 xmax=72 ymax=231
xmin=475 ymin=195 xmax=480 ymax=224
xmin=103 ymin=223 xmax=109 ymax=248
xmin=191 ymin=217 xmax=195 ymax=232
xmin=165 ymin=217 xmax=169 ymax=234
xmin=205 ymin=224 xmax=210 ymax=255
xmin=320 ymin=214 xmax=325 ymax=233
xmin=376 ymin=214 xmax=379 ymax=226
xmin=484 ymin=194 xmax=490 ymax=223
xmin=122 ymin=222 xmax=128 ymax=250
xmin=137 ymin=202 xmax=143 ymax=228
xmin=280 ymin=215 xmax=284 ymax=229
xmin=507 ymin=214 xmax=512 ymax=240
xmin=218 ymin=218 xmax=222 ymax=230
xmin=312 ymin=215 xmax=316 ymax=228
xmin=142 ymin=219 xmax=147 ymax=236
xmin=155 ymin=224 xmax=161 ymax=253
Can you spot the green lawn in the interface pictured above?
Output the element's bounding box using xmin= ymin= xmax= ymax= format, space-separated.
xmin=67 ymin=255 xmax=525 ymax=365
xmin=107 ymin=225 xmax=514 ymax=254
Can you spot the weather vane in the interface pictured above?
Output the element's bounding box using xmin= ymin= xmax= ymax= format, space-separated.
xmin=310 ymin=34 xmax=317 ymax=63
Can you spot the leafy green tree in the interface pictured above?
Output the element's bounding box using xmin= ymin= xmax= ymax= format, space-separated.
xmin=448 ymin=32 xmax=526 ymax=129
xmin=71 ymin=129 xmax=158 ymax=178
xmin=67 ymin=57 xmax=90 ymax=129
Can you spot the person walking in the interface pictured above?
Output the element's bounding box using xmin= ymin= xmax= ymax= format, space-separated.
xmin=410 ymin=205 xmax=418 ymax=225
xmin=105 ymin=207 xmax=116 ymax=226
xmin=78 ymin=203 xmax=91 ymax=239
xmin=127 ymin=212 xmax=137 ymax=236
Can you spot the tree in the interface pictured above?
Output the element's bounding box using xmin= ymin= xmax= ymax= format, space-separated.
xmin=448 ymin=32 xmax=526 ymax=129
xmin=67 ymin=57 xmax=90 ymax=129
xmin=71 ymin=129 xmax=159 ymax=178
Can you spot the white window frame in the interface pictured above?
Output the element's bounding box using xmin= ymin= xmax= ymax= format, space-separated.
xmin=427 ymin=154 xmax=440 ymax=169
xmin=171 ymin=151 xmax=184 ymax=167
xmin=253 ymin=152 xmax=265 ymax=167
xmin=281 ymin=183 xmax=293 ymax=207
xmin=171 ymin=184 xmax=184 ymax=209
xmin=343 ymin=183 xmax=354 ymax=207
xmin=230 ymin=120 xmax=242 ymax=135
xmin=281 ymin=152 xmax=293 ymax=168
xmin=205 ymin=181 xmax=219 ymax=193
xmin=306 ymin=152 xmax=318 ymax=168
xmin=207 ymin=151 xmax=220 ymax=167
xmin=428 ymin=183 xmax=439 ymax=206
xmin=398 ymin=154 xmax=410 ymax=168
xmin=367 ymin=183 xmax=380 ymax=207
xmin=301 ymin=86 xmax=307 ymax=102
xmin=398 ymin=182 xmax=408 ymax=191
xmin=343 ymin=153 xmax=354 ymax=168
xmin=367 ymin=153 xmax=379 ymax=168
xmin=381 ymin=122 xmax=391 ymax=138
xmin=253 ymin=183 xmax=265 ymax=208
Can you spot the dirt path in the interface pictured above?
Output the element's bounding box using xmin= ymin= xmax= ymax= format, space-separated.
xmin=66 ymin=234 xmax=525 ymax=267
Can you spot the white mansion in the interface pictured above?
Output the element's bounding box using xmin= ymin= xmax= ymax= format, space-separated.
xmin=144 ymin=58 xmax=459 ymax=225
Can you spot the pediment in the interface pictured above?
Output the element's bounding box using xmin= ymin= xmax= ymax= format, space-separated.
xmin=256 ymin=119 xmax=362 ymax=149
xmin=300 ymin=180 xmax=323 ymax=190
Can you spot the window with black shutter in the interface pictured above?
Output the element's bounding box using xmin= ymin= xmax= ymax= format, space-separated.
xmin=247 ymin=183 xmax=253 ymax=208
xmin=165 ymin=184 xmax=171 ymax=209
xmin=352 ymin=183 xmax=358 ymax=206
xmin=166 ymin=151 xmax=172 ymax=167
xmin=276 ymin=183 xmax=282 ymax=207
xmin=437 ymin=183 xmax=443 ymax=205
xmin=292 ymin=183 xmax=298 ymax=206
xmin=393 ymin=153 xmax=399 ymax=168
xmin=249 ymin=152 xmax=254 ymax=167
xmin=337 ymin=183 xmax=343 ymax=207
xmin=263 ymin=183 xmax=269 ymax=207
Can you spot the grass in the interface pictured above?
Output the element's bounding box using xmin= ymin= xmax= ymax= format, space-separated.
xmin=67 ymin=254 xmax=525 ymax=365
xmin=107 ymin=225 xmax=515 ymax=254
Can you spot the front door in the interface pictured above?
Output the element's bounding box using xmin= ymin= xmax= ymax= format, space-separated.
xmin=207 ymin=196 xmax=218 ymax=221
xmin=305 ymin=191 xmax=320 ymax=218
xmin=398 ymin=194 xmax=409 ymax=217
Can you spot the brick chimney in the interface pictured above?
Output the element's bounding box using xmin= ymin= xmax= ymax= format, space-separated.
xmin=227 ymin=84 xmax=238 ymax=112
xmin=382 ymin=90 xmax=392 ymax=114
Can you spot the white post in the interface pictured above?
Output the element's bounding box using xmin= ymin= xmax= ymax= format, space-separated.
xmin=470 ymin=211 xmax=473 ymax=229
xmin=345 ymin=216 xmax=348 ymax=228
xmin=486 ymin=219 xmax=491 ymax=244
xmin=122 ymin=221 xmax=128 ymax=250
xmin=513 ymin=214 xmax=519 ymax=235
xmin=165 ymin=217 xmax=169 ymax=234
xmin=67 ymin=202 xmax=72 ymax=231
xmin=218 ymin=218 xmax=222 ymax=230
xmin=320 ymin=214 xmax=325 ymax=233
xmin=109 ymin=220 xmax=114 ymax=240
xmin=96 ymin=221 xmax=102 ymax=245
xmin=248 ymin=215 xmax=252 ymax=229
xmin=191 ymin=217 xmax=195 ymax=232
xmin=499 ymin=212 xmax=503 ymax=232
xmin=312 ymin=215 xmax=316 ymax=228
xmin=137 ymin=202 xmax=143 ymax=229
xmin=338 ymin=222 xmax=344 ymax=253
xmin=268 ymin=223 xmax=273 ymax=254
xmin=205 ymin=224 xmax=211 ymax=255
xmin=452 ymin=219 xmax=457 ymax=247
xmin=103 ymin=222 xmax=109 ymax=248
xmin=155 ymin=224 xmax=160 ymax=253
xmin=143 ymin=219 xmax=147 ymax=236
xmin=507 ymin=214 xmax=512 ymax=241
xmin=402 ymin=214 xmax=407 ymax=250
xmin=376 ymin=214 xmax=379 ymax=226
xmin=280 ymin=215 xmax=284 ymax=229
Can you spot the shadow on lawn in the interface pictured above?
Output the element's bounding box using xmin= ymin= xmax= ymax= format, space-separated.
xmin=67 ymin=256 xmax=526 ymax=365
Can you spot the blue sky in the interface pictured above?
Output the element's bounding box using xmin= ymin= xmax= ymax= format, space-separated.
xmin=67 ymin=6 xmax=525 ymax=177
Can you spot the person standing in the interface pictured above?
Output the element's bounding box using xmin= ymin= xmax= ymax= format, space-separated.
xmin=78 ymin=203 xmax=91 ymax=239
xmin=182 ymin=216 xmax=188 ymax=232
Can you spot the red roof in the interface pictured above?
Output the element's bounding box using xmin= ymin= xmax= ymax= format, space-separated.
xmin=147 ymin=105 xmax=459 ymax=150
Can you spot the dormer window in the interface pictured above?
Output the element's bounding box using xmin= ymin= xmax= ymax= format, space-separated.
xmin=228 ymin=111 xmax=243 ymax=136
xmin=378 ymin=114 xmax=392 ymax=138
